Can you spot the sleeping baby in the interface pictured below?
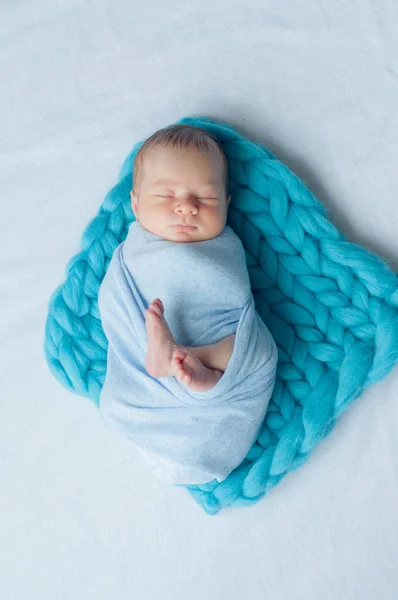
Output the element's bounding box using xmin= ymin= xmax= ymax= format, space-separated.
xmin=98 ymin=124 xmax=278 ymax=485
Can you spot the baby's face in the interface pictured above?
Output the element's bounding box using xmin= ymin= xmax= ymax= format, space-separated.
xmin=130 ymin=145 xmax=230 ymax=242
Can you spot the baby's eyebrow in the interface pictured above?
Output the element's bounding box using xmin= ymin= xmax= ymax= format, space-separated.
xmin=153 ymin=179 xmax=178 ymax=186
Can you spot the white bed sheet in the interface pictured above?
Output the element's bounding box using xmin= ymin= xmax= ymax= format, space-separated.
xmin=1 ymin=1 xmax=397 ymax=599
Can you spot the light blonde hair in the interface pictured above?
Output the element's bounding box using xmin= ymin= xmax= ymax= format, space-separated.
xmin=132 ymin=124 xmax=228 ymax=195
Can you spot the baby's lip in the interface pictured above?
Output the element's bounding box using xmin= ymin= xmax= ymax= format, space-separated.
xmin=172 ymin=224 xmax=197 ymax=229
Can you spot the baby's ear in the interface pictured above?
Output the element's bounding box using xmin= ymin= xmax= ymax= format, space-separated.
xmin=226 ymin=195 xmax=231 ymax=205
xmin=130 ymin=189 xmax=137 ymax=214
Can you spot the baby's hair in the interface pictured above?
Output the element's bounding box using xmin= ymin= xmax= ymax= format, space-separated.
xmin=132 ymin=124 xmax=228 ymax=195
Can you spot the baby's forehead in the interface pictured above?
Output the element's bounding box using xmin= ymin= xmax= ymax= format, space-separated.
xmin=135 ymin=143 xmax=225 ymax=191
xmin=145 ymin=145 xmax=221 ymax=173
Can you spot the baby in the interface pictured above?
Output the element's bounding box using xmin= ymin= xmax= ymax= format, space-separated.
xmin=130 ymin=124 xmax=236 ymax=392
xmin=98 ymin=124 xmax=278 ymax=485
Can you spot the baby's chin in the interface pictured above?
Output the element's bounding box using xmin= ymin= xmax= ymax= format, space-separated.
xmin=168 ymin=229 xmax=211 ymax=242
xmin=139 ymin=221 xmax=223 ymax=242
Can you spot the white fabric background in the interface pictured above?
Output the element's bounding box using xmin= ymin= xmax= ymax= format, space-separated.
xmin=1 ymin=1 xmax=397 ymax=599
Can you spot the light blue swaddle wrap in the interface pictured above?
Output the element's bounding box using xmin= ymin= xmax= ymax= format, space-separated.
xmin=98 ymin=219 xmax=278 ymax=485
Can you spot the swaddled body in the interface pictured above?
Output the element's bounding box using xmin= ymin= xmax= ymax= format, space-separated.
xmin=98 ymin=219 xmax=278 ymax=484
xmin=98 ymin=124 xmax=278 ymax=485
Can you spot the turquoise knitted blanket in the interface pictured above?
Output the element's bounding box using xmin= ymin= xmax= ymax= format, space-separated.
xmin=44 ymin=116 xmax=398 ymax=515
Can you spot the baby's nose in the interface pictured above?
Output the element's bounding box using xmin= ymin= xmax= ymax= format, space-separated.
xmin=176 ymin=198 xmax=198 ymax=213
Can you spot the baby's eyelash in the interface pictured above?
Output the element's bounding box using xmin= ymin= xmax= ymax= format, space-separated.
xmin=157 ymin=195 xmax=217 ymax=200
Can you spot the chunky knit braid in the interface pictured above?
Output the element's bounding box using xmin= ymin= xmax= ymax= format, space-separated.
xmin=44 ymin=117 xmax=398 ymax=515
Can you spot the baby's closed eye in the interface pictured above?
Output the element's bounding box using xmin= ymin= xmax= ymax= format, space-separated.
xmin=156 ymin=194 xmax=218 ymax=202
